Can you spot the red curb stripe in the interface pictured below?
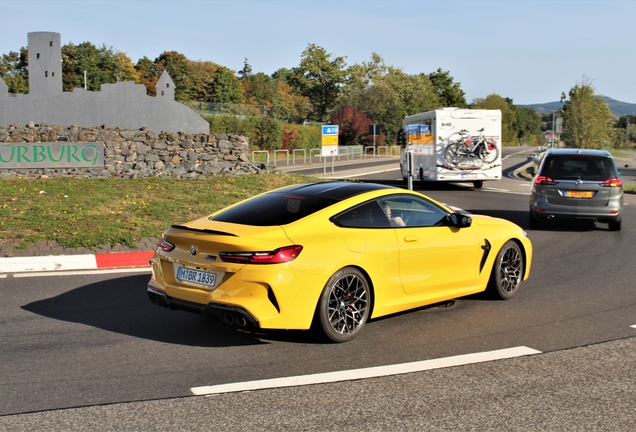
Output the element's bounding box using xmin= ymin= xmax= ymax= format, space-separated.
xmin=94 ymin=251 xmax=155 ymax=269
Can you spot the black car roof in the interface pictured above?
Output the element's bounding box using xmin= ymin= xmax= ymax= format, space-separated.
xmin=544 ymin=148 xmax=613 ymax=158
xmin=274 ymin=181 xmax=396 ymax=201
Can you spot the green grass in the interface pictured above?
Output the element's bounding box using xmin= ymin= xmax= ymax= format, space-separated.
xmin=2 ymin=173 xmax=633 ymax=251
xmin=0 ymin=173 xmax=315 ymax=250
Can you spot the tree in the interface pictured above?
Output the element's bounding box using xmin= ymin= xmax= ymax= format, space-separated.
xmin=271 ymin=67 xmax=292 ymax=84
xmin=560 ymin=77 xmax=614 ymax=149
xmin=616 ymin=115 xmax=636 ymax=145
xmin=153 ymin=51 xmax=197 ymax=101
xmin=514 ymin=107 xmax=542 ymax=145
xmin=426 ymin=68 xmax=467 ymax=108
xmin=0 ymin=47 xmax=28 ymax=93
xmin=242 ymin=72 xmax=277 ymax=106
xmin=135 ymin=56 xmax=158 ymax=96
xmin=345 ymin=52 xmax=387 ymax=91
xmin=288 ymin=44 xmax=347 ymax=122
xmin=340 ymin=81 xmax=403 ymax=145
xmin=238 ymin=58 xmax=253 ymax=79
xmin=269 ymin=81 xmax=310 ymax=121
xmin=384 ymin=70 xmax=440 ymax=117
xmin=209 ymin=66 xmax=243 ymax=104
xmin=330 ymin=105 xmax=373 ymax=146
xmin=471 ymin=94 xmax=518 ymax=144
xmin=190 ymin=60 xmax=221 ymax=102
xmin=61 ymin=42 xmax=139 ymax=92
xmin=114 ymin=52 xmax=141 ymax=83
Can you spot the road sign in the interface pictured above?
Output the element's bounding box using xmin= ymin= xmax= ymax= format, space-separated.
xmin=321 ymin=125 xmax=338 ymax=156
xmin=369 ymin=124 xmax=381 ymax=136
xmin=322 ymin=125 xmax=338 ymax=135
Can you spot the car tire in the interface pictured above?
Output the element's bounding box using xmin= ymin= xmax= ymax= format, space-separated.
xmin=488 ymin=240 xmax=524 ymax=300
xmin=608 ymin=219 xmax=621 ymax=231
xmin=473 ymin=180 xmax=483 ymax=189
xmin=317 ymin=267 xmax=371 ymax=343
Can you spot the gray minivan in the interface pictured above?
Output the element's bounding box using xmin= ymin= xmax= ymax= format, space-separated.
xmin=528 ymin=149 xmax=623 ymax=231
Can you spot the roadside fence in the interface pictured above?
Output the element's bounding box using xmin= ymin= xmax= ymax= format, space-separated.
xmin=251 ymin=145 xmax=401 ymax=167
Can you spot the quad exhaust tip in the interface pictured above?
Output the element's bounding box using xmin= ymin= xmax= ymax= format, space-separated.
xmin=222 ymin=311 xmax=248 ymax=327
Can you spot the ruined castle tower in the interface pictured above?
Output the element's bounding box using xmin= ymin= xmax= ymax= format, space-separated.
xmin=28 ymin=32 xmax=63 ymax=95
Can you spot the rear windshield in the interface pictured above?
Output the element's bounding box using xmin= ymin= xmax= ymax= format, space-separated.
xmin=540 ymin=155 xmax=617 ymax=180
xmin=211 ymin=192 xmax=338 ymax=226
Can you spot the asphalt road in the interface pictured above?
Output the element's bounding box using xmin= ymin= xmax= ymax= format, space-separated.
xmin=2 ymin=147 xmax=636 ymax=430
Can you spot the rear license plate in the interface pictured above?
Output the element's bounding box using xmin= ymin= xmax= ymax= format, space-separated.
xmin=564 ymin=191 xmax=593 ymax=198
xmin=176 ymin=267 xmax=216 ymax=288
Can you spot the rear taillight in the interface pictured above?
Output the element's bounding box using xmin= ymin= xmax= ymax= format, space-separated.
xmin=158 ymin=238 xmax=175 ymax=252
xmin=602 ymin=178 xmax=623 ymax=187
xmin=534 ymin=175 xmax=555 ymax=185
xmin=220 ymin=245 xmax=303 ymax=264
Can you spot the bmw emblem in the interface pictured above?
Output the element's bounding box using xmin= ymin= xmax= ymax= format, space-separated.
xmin=190 ymin=246 xmax=197 ymax=256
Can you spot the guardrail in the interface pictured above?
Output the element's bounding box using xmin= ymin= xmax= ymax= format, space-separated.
xmin=620 ymin=167 xmax=636 ymax=176
xmin=252 ymin=145 xmax=401 ymax=166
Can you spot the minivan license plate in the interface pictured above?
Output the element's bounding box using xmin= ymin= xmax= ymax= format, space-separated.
xmin=176 ymin=267 xmax=216 ymax=288
xmin=565 ymin=191 xmax=593 ymax=198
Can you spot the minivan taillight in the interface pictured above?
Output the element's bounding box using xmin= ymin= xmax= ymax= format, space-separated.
xmin=534 ymin=175 xmax=555 ymax=185
xmin=602 ymin=178 xmax=623 ymax=187
xmin=220 ymin=245 xmax=303 ymax=264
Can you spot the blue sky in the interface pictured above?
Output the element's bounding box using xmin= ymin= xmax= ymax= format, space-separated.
xmin=1 ymin=0 xmax=634 ymax=105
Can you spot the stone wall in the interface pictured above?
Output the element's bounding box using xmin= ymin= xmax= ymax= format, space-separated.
xmin=0 ymin=123 xmax=270 ymax=179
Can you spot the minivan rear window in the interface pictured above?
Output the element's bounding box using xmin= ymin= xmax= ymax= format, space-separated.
xmin=540 ymin=155 xmax=616 ymax=180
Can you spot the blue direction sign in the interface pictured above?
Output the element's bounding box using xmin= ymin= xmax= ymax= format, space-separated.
xmin=322 ymin=125 xmax=338 ymax=135
xmin=321 ymin=125 xmax=339 ymax=156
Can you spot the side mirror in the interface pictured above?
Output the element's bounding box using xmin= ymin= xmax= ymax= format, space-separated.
xmin=526 ymin=166 xmax=536 ymax=176
xmin=446 ymin=212 xmax=472 ymax=228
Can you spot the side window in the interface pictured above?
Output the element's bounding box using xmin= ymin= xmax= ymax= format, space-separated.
xmin=332 ymin=200 xmax=391 ymax=228
xmin=379 ymin=195 xmax=448 ymax=228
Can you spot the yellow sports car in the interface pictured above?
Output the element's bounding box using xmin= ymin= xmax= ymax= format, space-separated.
xmin=147 ymin=181 xmax=532 ymax=342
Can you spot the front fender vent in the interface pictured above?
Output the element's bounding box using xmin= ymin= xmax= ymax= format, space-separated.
xmin=479 ymin=239 xmax=491 ymax=273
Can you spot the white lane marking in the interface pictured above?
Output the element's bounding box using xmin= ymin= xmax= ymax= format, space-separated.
xmin=502 ymin=149 xmax=535 ymax=161
xmin=326 ymin=167 xmax=401 ymax=179
xmin=483 ymin=188 xmax=530 ymax=195
xmin=630 ymin=325 xmax=636 ymax=329
xmin=191 ymin=346 xmax=541 ymax=396
xmin=0 ymin=274 xmax=6 ymax=279
xmin=9 ymin=267 xmax=150 ymax=278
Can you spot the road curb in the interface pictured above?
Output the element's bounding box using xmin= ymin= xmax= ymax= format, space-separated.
xmin=0 ymin=251 xmax=154 ymax=274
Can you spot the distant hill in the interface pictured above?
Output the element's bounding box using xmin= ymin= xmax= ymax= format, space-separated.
xmin=518 ymin=96 xmax=636 ymax=118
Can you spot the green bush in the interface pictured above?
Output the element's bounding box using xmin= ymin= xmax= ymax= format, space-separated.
xmin=205 ymin=115 xmax=323 ymax=152
xmin=204 ymin=115 xmax=284 ymax=152
xmin=282 ymin=124 xmax=322 ymax=150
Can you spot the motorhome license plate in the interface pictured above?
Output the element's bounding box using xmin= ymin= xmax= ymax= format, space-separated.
xmin=565 ymin=191 xmax=593 ymax=198
xmin=176 ymin=267 xmax=216 ymax=288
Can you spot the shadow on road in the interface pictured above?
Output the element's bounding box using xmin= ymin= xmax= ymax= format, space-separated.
xmin=21 ymin=274 xmax=320 ymax=347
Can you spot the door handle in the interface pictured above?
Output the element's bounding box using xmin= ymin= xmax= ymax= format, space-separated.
xmin=403 ymin=236 xmax=418 ymax=243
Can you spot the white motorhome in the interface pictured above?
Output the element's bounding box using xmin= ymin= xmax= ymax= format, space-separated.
xmin=399 ymin=108 xmax=502 ymax=188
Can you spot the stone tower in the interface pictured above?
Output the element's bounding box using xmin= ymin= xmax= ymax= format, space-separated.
xmin=156 ymin=70 xmax=176 ymax=100
xmin=28 ymin=32 xmax=62 ymax=95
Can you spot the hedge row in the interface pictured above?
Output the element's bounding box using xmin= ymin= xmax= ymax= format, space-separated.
xmin=204 ymin=115 xmax=322 ymax=152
